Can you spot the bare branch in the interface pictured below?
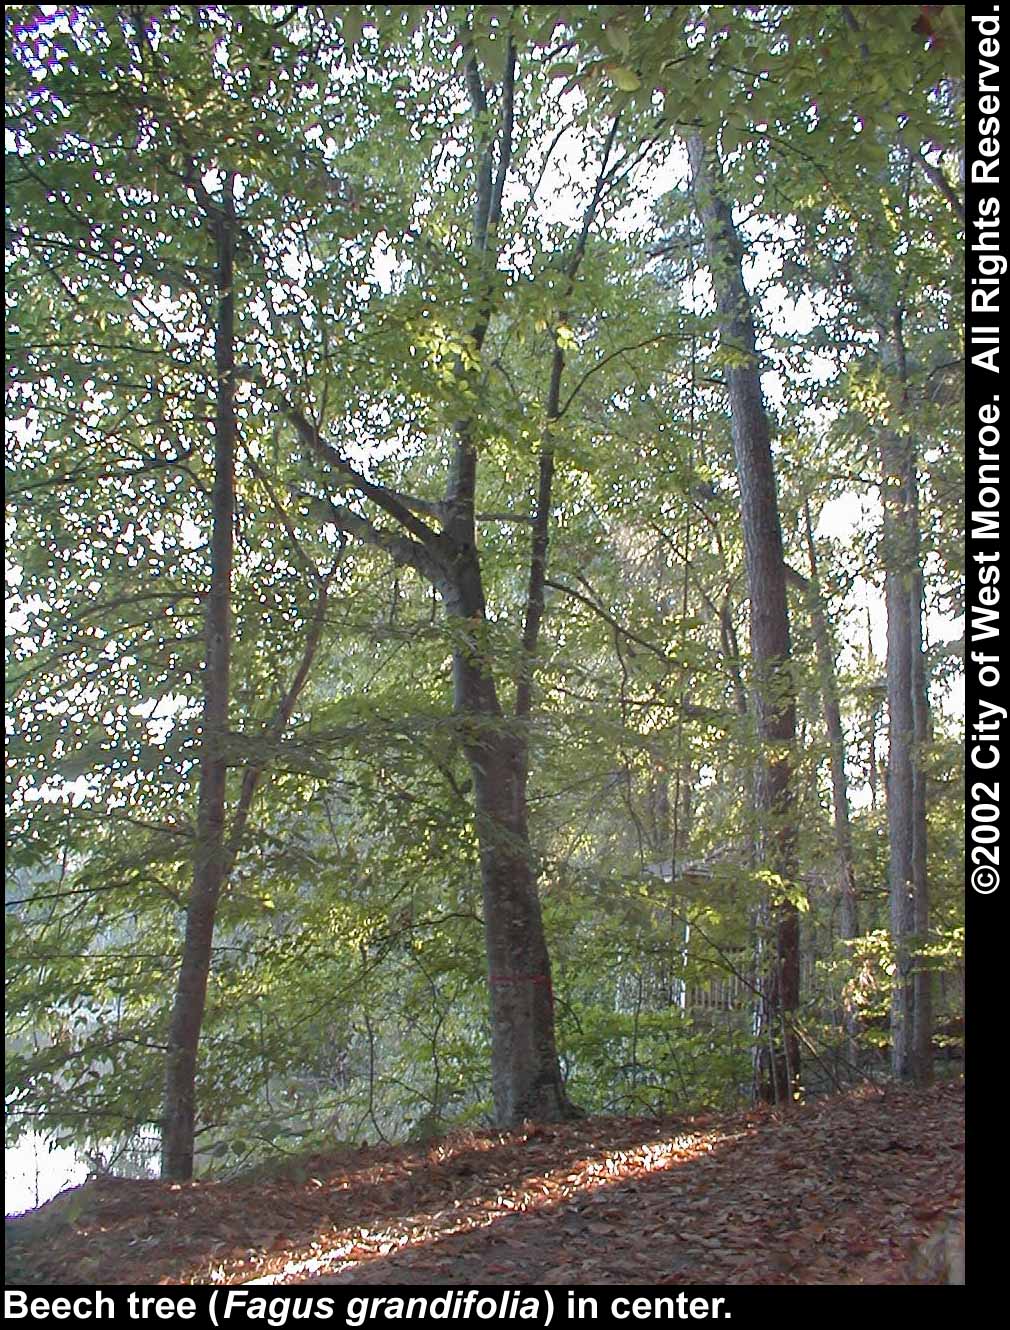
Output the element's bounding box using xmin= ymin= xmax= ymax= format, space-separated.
xmin=545 ymin=576 xmax=677 ymax=669
xmin=476 ymin=511 xmax=535 ymax=524
xmin=558 ymin=332 xmax=683 ymax=417
xmin=515 ymin=113 xmax=624 ymax=721
xmin=916 ymin=148 xmax=965 ymax=223
xmin=225 ymin=546 xmax=345 ymax=867
xmin=784 ymin=563 xmax=810 ymax=593
xmin=488 ymin=38 xmax=517 ymax=235
xmin=282 ymin=398 xmax=441 ymax=547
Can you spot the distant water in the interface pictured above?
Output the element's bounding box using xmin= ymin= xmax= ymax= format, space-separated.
xmin=5 ymin=1135 xmax=88 ymax=1215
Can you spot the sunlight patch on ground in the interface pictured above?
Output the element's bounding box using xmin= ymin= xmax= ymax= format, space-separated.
xmin=257 ymin=1129 xmax=731 ymax=1284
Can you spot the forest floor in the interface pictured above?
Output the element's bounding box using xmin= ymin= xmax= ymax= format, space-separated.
xmin=6 ymin=1079 xmax=963 ymax=1287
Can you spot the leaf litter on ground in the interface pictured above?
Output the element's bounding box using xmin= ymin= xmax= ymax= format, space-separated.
xmin=5 ymin=1079 xmax=963 ymax=1287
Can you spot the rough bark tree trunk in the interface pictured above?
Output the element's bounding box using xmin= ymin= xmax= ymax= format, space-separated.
xmin=162 ymin=175 xmax=237 ymax=1180
xmin=836 ymin=7 xmax=934 ymax=1088
xmin=865 ymin=607 xmax=882 ymax=812
xmin=688 ymin=135 xmax=800 ymax=1104
xmin=910 ymin=558 xmax=933 ymax=1083
xmin=882 ymin=424 xmax=917 ymax=1082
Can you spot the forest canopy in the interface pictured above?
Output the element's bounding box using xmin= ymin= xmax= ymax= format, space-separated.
xmin=5 ymin=4 xmax=964 ymax=1187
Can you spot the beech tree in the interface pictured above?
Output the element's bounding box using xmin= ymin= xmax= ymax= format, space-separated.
xmin=5 ymin=5 xmax=964 ymax=1178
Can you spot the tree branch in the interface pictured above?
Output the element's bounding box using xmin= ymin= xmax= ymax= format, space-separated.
xmin=242 ymin=372 xmax=442 ymax=548
xmin=489 ymin=38 xmax=517 ymax=236
xmin=558 ymin=332 xmax=683 ymax=418
xmin=315 ymin=497 xmax=443 ymax=584
xmin=545 ymin=576 xmax=676 ymax=670
xmin=916 ymin=148 xmax=965 ymax=223
xmin=224 ymin=547 xmax=344 ymax=868
xmin=515 ymin=114 xmax=623 ymax=721
xmin=281 ymin=397 xmax=441 ymax=548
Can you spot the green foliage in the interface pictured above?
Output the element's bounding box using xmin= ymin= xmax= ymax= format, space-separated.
xmin=6 ymin=4 xmax=963 ymax=1174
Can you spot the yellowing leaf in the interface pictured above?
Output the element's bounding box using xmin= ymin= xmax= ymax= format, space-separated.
xmin=611 ymin=66 xmax=641 ymax=92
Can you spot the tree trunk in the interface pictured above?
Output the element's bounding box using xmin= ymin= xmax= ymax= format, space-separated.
xmin=802 ymin=510 xmax=859 ymax=942
xmin=473 ymin=738 xmax=572 ymax=1124
xmin=910 ymin=558 xmax=933 ymax=1082
xmin=442 ymin=557 xmax=574 ymax=1124
xmin=789 ymin=510 xmax=860 ymax=1069
xmin=688 ymin=135 xmax=800 ymax=1104
xmin=865 ymin=607 xmax=882 ymax=811
xmin=880 ymin=374 xmax=932 ymax=1082
xmin=277 ymin=41 xmax=613 ymax=1128
xmin=162 ymin=177 xmax=237 ymax=1180
xmin=433 ymin=53 xmax=613 ymax=1125
xmin=882 ymin=427 xmax=916 ymax=1082
xmin=879 ymin=312 xmax=932 ymax=1087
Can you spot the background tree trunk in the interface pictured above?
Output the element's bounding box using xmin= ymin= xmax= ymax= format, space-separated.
xmin=879 ymin=315 xmax=932 ymax=1087
xmin=789 ymin=510 xmax=861 ymax=1069
xmin=688 ymin=135 xmax=800 ymax=1104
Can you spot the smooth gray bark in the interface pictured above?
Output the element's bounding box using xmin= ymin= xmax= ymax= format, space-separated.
xmin=304 ymin=42 xmax=618 ymax=1125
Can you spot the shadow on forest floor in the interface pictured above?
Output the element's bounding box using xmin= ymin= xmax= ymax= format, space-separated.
xmin=6 ymin=1080 xmax=963 ymax=1286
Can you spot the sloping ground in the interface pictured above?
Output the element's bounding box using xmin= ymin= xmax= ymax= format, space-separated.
xmin=6 ymin=1080 xmax=963 ymax=1286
